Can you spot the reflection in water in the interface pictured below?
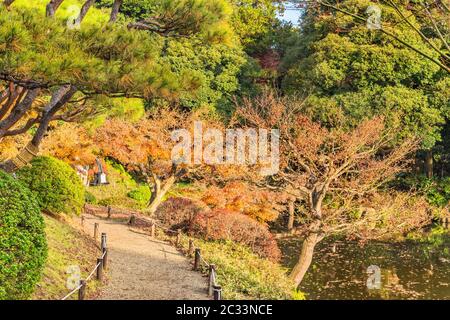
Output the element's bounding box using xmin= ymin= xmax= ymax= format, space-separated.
xmin=279 ymin=237 xmax=450 ymax=300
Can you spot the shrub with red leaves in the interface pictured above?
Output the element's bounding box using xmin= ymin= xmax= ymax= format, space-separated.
xmin=155 ymin=197 xmax=207 ymax=231
xmin=190 ymin=209 xmax=281 ymax=262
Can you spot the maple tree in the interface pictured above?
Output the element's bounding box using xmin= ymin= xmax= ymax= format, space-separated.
xmin=235 ymin=92 xmax=425 ymax=285
xmin=40 ymin=123 xmax=97 ymax=166
xmin=201 ymin=181 xmax=286 ymax=223
xmin=94 ymin=108 xmax=224 ymax=214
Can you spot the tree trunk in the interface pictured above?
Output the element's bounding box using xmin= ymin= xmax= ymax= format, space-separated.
xmin=74 ymin=0 xmax=95 ymax=26
xmin=425 ymin=150 xmax=433 ymax=179
xmin=290 ymin=231 xmax=321 ymax=287
xmin=287 ymin=200 xmax=295 ymax=233
xmin=3 ymin=0 xmax=15 ymax=8
xmin=290 ymin=188 xmax=325 ymax=287
xmin=109 ymin=0 xmax=123 ymax=23
xmin=147 ymin=175 xmax=176 ymax=215
xmin=0 ymin=86 xmax=76 ymax=174
xmin=31 ymin=85 xmax=76 ymax=146
xmin=46 ymin=0 xmax=64 ymax=17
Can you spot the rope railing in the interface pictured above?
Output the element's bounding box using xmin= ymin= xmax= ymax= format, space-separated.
xmin=132 ymin=218 xmax=223 ymax=300
xmin=61 ymin=283 xmax=83 ymax=301
xmin=82 ymin=205 xmax=224 ymax=300
xmin=60 ymin=217 xmax=108 ymax=300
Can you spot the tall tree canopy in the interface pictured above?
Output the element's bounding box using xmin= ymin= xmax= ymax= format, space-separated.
xmin=0 ymin=0 xmax=238 ymax=172
xmin=281 ymin=0 xmax=449 ymax=150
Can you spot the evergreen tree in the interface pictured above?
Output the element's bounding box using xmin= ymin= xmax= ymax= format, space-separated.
xmin=281 ymin=0 xmax=449 ymax=153
xmin=0 ymin=0 xmax=235 ymax=172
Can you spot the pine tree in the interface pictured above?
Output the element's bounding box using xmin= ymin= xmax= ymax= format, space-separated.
xmin=0 ymin=0 xmax=235 ymax=172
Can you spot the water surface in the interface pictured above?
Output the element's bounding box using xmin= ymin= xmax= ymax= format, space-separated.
xmin=280 ymin=236 xmax=450 ymax=300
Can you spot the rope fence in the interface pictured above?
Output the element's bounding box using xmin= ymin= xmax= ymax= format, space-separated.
xmin=82 ymin=204 xmax=223 ymax=300
xmin=130 ymin=216 xmax=223 ymax=300
xmin=60 ymin=217 xmax=109 ymax=300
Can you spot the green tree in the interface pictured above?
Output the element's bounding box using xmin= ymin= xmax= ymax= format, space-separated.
xmin=281 ymin=0 xmax=448 ymax=151
xmin=0 ymin=0 xmax=235 ymax=172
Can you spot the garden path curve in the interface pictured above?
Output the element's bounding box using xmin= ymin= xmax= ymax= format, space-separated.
xmin=83 ymin=215 xmax=209 ymax=300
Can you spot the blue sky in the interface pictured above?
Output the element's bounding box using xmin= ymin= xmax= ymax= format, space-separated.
xmin=277 ymin=2 xmax=302 ymax=25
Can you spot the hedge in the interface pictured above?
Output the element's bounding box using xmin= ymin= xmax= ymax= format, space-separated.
xmin=0 ymin=170 xmax=47 ymax=299
xmin=17 ymin=156 xmax=85 ymax=216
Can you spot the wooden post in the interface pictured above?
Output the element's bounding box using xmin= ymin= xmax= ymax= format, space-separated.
xmin=107 ymin=206 xmax=112 ymax=219
xmin=288 ymin=200 xmax=295 ymax=232
xmin=150 ymin=223 xmax=156 ymax=238
xmin=96 ymin=258 xmax=103 ymax=280
xmin=176 ymin=229 xmax=181 ymax=246
xmin=78 ymin=280 xmax=86 ymax=300
xmin=213 ymin=285 xmax=222 ymax=300
xmin=102 ymin=248 xmax=108 ymax=270
xmin=101 ymin=233 xmax=107 ymax=251
xmin=208 ymin=264 xmax=216 ymax=296
xmin=94 ymin=223 xmax=99 ymax=240
xmin=81 ymin=216 xmax=85 ymax=229
xmin=188 ymin=239 xmax=194 ymax=256
xmin=129 ymin=215 xmax=136 ymax=226
xmin=194 ymin=248 xmax=201 ymax=271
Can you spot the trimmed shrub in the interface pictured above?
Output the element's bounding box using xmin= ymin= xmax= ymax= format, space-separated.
xmin=190 ymin=209 xmax=281 ymax=262
xmin=17 ymin=156 xmax=85 ymax=215
xmin=127 ymin=185 xmax=151 ymax=205
xmin=155 ymin=197 xmax=207 ymax=230
xmin=0 ymin=170 xmax=47 ymax=299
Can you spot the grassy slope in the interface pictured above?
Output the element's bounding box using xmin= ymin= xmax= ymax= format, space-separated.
xmin=176 ymin=236 xmax=303 ymax=300
xmin=32 ymin=215 xmax=102 ymax=300
xmin=87 ymin=163 xmax=148 ymax=210
xmin=87 ymin=163 xmax=204 ymax=211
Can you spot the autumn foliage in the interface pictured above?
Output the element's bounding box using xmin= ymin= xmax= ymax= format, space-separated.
xmin=155 ymin=197 xmax=208 ymax=230
xmin=201 ymin=181 xmax=285 ymax=223
xmin=190 ymin=209 xmax=281 ymax=262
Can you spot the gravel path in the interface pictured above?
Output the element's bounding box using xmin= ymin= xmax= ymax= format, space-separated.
xmin=84 ymin=215 xmax=209 ymax=300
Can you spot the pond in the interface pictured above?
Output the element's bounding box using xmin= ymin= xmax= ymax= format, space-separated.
xmin=279 ymin=235 xmax=450 ymax=300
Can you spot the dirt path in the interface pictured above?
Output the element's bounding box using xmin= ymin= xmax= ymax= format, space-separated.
xmin=83 ymin=215 xmax=209 ymax=300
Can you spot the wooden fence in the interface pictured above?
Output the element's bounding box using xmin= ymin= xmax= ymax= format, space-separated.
xmin=61 ymin=219 xmax=109 ymax=300
xmin=137 ymin=219 xmax=223 ymax=300
xmin=84 ymin=204 xmax=223 ymax=300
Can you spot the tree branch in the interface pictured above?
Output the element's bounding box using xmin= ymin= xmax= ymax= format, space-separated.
xmin=46 ymin=0 xmax=65 ymax=17
xmin=31 ymin=85 xmax=77 ymax=146
xmin=0 ymin=89 xmax=39 ymax=138
xmin=109 ymin=0 xmax=123 ymax=23
xmin=310 ymin=0 xmax=450 ymax=74
xmin=74 ymin=0 xmax=95 ymax=25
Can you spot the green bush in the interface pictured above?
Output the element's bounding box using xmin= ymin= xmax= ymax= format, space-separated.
xmin=127 ymin=185 xmax=151 ymax=204
xmin=0 ymin=170 xmax=47 ymax=300
xmin=394 ymin=175 xmax=450 ymax=208
xmin=17 ymin=157 xmax=85 ymax=215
